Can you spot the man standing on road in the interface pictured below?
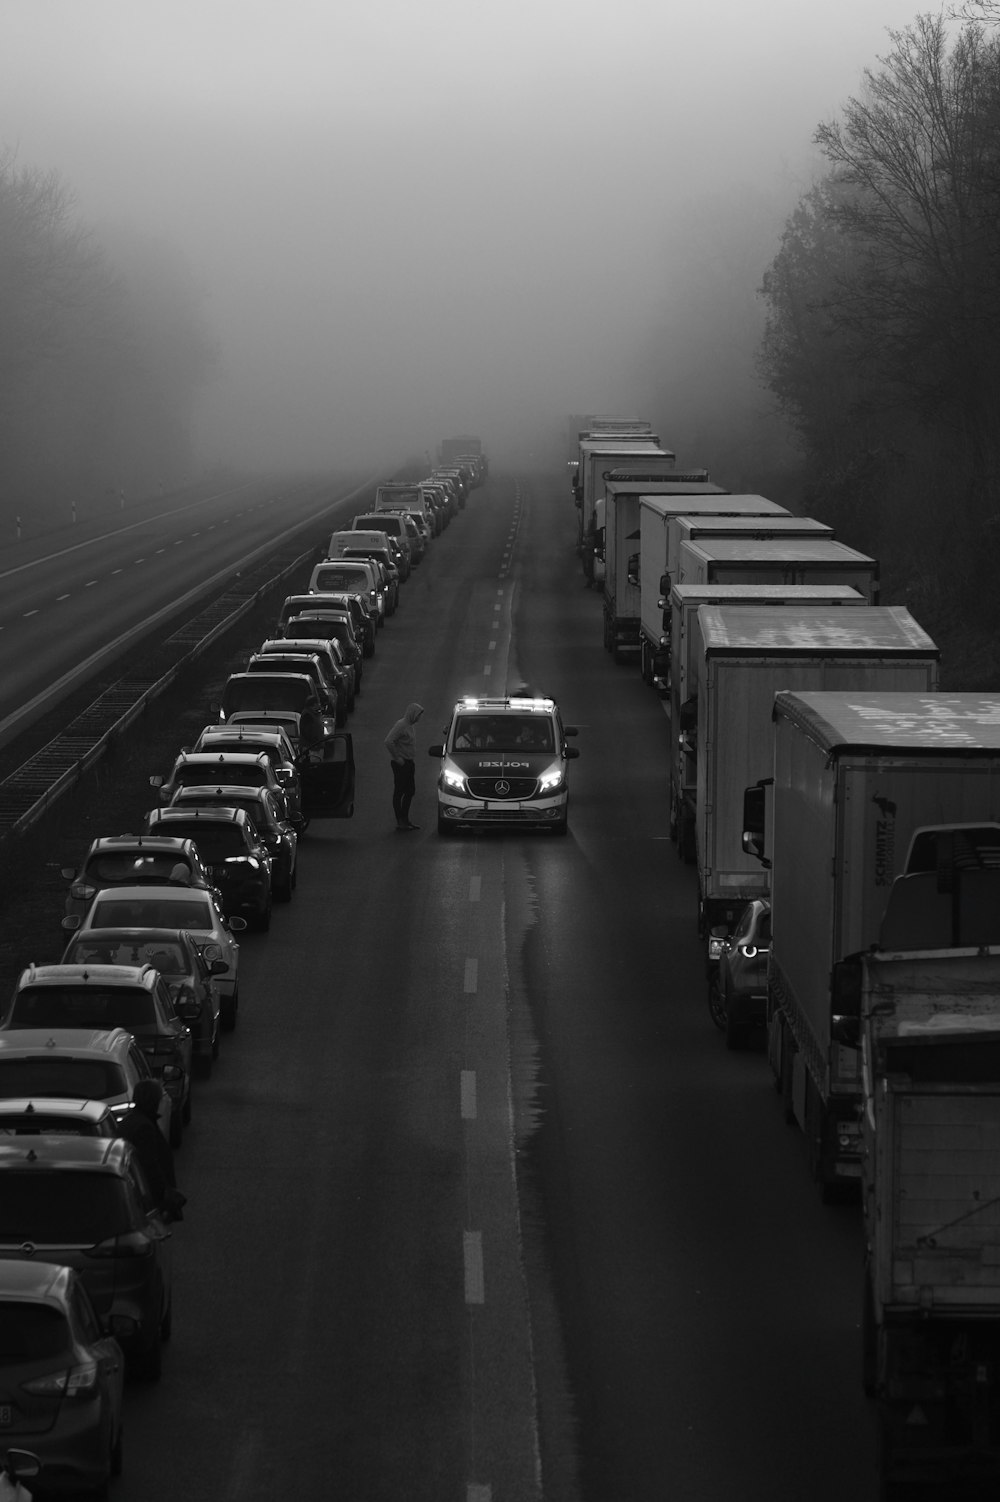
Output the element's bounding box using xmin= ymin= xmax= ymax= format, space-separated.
xmin=384 ymin=702 xmax=424 ymax=831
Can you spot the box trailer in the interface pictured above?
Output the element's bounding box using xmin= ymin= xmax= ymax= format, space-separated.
xmin=744 ymin=691 xmax=1000 ymax=1196
xmin=637 ymin=494 xmax=788 ymax=686
xmin=676 ymin=535 xmax=880 ymax=600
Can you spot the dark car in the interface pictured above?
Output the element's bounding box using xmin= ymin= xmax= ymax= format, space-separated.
xmin=189 ymin=723 xmax=306 ymax=829
xmin=60 ymin=835 xmax=215 ymax=929
xmin=163 ymin=786 xmax=297 ymax=902
xmin=2 ymin=965 xmax=195 ymax=1147
xmin=0 ymin=1260 xmax=124 ymax=1493
xmin=150 ymin=749 xmax=290 ymax=817
xmin=143 ymin=807 xmax=273 ymax=932
xmin=0 ymin=1137 xmax=173 ymax=1379
xmin=281 ymin=613 xmax=364 ymax=693
xmin=256 ymin=638 xmax=354 ymax=718
xmin=428 ymin=694 xmax=580 ymax=835
xmin=217 ymin=671 xmax=328 ymax=730
xmin=60 ymin=928 xmax=224 ymax=1079
xmin=277 ymin=591 xmax=373 ymax=662
xmin=244 ymin=651 xmax=342 ymax=727
xmin=708 ymin=898 xmax=771 ymax=1050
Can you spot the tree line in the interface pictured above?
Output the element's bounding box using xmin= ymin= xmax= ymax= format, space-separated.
xmin=757 ymin=13 xmax=1000 ymax=662
xmin=0 ymin=152 xmax=214 ymax=539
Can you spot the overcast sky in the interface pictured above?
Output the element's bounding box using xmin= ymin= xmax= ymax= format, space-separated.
xmin=1 ymin=0 xmax=950 ymax=471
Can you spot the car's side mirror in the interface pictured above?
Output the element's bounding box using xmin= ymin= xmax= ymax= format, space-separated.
xmin=427 ymin=744 xmax=444 ymax=757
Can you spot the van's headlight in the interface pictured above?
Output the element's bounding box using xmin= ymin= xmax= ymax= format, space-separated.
xmin=538 ymin=766 xmax=564 ymax=792
xmin=441 ymin=761 xmax=466 ymax=791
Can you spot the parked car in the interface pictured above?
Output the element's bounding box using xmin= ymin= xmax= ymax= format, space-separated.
xmin=0 ymin=1028 xmax=172 ymax=1140
xmin=280 ymin=612 xmax=365 ymax=689
xmin=244 ymin=651 xmax=341 ymax=726
xmin=707 ymin=898 xmax=771 ymax=1050
xmin=0 ymin=1260 xmax=124 ymax=1492
xmin=60 ymin=834 xmax=216 ymax=929
xmin=256 ymin=637 xmax=354 ymax=717
xmin=62 ymin=887 xmax=244 ymax=1032
xmin=60 ymin=928 xmax=224 ymax=1079
xmin=276 ymin=591 xmax=373 ymax=662
xmin=163 ymin=786 xmax=297 ymax=902
xmin=0 ymin=1137 xmax=173 ymax=1379
xmin=0 ymin=1097 xmax=118 ymax=1137
xmin=188 ymin=723 xmax=306 ymax=829
xmin=2 ymin=965 xmax=195 ymax=1147
xmin=428 ymin=694 xmax=580 ymax=835
xmin=307 ymin=559 xmax=383 ymax=634
xmin=150 ymin=749 xmax=290 ymax=818
xmin=142 ymin=807 xmax=273 ymax=932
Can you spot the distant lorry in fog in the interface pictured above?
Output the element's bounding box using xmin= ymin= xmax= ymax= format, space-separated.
xmin=743 ymin=691 xmax=1000 ymax=1198
xmin=636 ymin=493 xmax=786 ymax=686
xmin=572 ymin=433 xmax=672 ymax=583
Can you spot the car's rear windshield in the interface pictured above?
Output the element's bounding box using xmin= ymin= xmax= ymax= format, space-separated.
xmin=452 ymin=716 xmax=554 ymax=753
xmin=157 ymin=826 xmax=247 ymax=862
xmin=176 ymin=764 xmax=264 ymax=789
xmin=67 ymin=939 xmax=187 ymax=975
xmin=222 ymin=680 xmax=309 ymax=714
xmin=0 ymin=1303 xmax=72 ymax=1362
xmin=91 ymin=896 xmax=214 ymax=931
xmin=313 ymin=566 xmax=369 ymax=591
xmin=0 ymin=1173 xmax=133 ymax=1244
xmin=0 ymin=1059 xmax=127 ymax=1101
xmin=82 ymin=853 xmax=189 ymax=885
xmin=8 ymin=988 xmax=158 ymax=1031
xmin=0 ymin=1114 xmax=107 ymax=1137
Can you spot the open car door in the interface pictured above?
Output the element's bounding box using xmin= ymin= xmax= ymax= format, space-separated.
xmin=297 ymin=729 xmax=355 ymax=818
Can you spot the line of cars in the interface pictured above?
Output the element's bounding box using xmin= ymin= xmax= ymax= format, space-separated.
xmin=0 ymin=456 xmax=485 ymax=1496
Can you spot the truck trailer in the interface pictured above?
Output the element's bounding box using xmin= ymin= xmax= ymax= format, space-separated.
xmin=666 ymin=585 xmax=866 ymax=858
xmin=675 ymin=535 xmax=880 ymax=600
xmin=833 ymin=853 xmax=1000 ymax=1494
xmin=744 ymin=691 xmax=1000 ymax=1198
xmin=600 ymin=472 xmax=714 ymax=661
xmin=637 ymin=494 xmax=788 ymax=686
xmin=572 ymin=435 xmax=671 ymax=581
xmin=685 ymin=611 xmax=939 ymax=1012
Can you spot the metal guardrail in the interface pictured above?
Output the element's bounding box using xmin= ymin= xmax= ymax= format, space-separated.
xmin=0 ymin=462 xmax=409 ymax=840
xmin=0 ymin=542 xmax=316 ymax=840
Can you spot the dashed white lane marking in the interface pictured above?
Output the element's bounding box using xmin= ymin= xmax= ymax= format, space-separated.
xmin=461 ymin=1070 xmax=477 ymax=1120
xmin=468 ymin=1487 xmax=492 ymax=1502
xmin=23 ymin=609 xmax=38 ymax=618
xmin=135 ymin=558 xmax=145 ymax=564
xmin=464 ymin=958 xmax=478 ymax=994
xmin=483 ymin=664 xmax=492 ymax=676
xmin=488 ymin=640 xmax=496 ymax=651
xmin=85 ymin=580 xmax=97 ymax=587
xmin=56 ymin=594 xmax=70 ymax=602
xmin=111 ymin=568 xmax=122 ymax=575
xmin=469 ymin=875 xmax=481 ymax=902
xmin=496 ymin=587 xmax=503 ymax=596
xmin=463 ymin=1231 xmax=485 ymax=1304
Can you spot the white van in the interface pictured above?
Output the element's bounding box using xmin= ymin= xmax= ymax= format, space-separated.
xmin=313 ymin=547 xmax=384 ymax=624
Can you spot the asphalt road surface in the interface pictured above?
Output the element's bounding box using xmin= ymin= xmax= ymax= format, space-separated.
xmin=71 ymin=469 xmax=876 ymax=1501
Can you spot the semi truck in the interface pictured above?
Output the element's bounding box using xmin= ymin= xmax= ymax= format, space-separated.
xmin=833 ymin=850 xmax=1000 ymax=1494
xmin=675 ymin=535 xmax=880 ymax=600
xmin=637 ymin=494 xmax=788 ymax=686
xmin=600 ymin=472 xmax=714 ymax=661
xmin=684 ymin=611 xmax=938 ymax=1011
xmin=743 ymin=691 xmax=1000 ymax=1198
xmin=666 ymin=584 xmax=866 ymax=857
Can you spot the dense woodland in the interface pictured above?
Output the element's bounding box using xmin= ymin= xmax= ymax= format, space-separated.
xmin=758 ymin=13 xmax=1000 ymax=681
xmin=0 ymin=153 xmax=213 ymax=540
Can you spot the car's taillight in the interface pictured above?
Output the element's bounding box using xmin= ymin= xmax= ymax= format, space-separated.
xmin=85 ymin=1231 xmax=153 ymax=1259
xmin=23 ymin=1359 xmax=99 ymax=1397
